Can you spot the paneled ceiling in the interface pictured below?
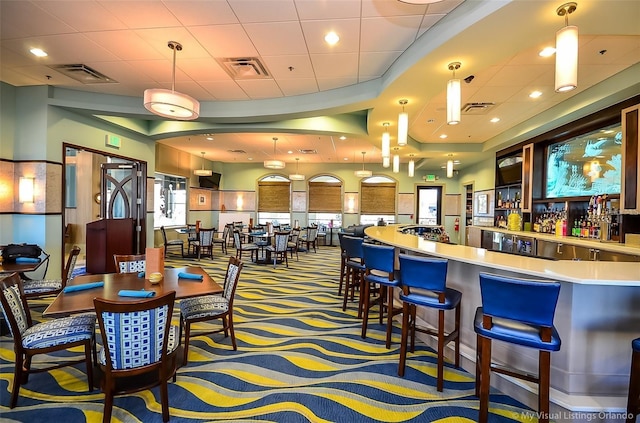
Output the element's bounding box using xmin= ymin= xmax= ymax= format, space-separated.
xmin=1 ymin=0 xmax=638 ymax=171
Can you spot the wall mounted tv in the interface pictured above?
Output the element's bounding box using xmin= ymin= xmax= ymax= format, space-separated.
xmin=199 ymin=173 xmax=221 ymax=189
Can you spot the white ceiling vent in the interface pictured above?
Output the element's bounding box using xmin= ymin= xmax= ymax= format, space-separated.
xmin=298 ymin=149 xmax=317 ymax=154
xmin=461 ymin=102 xmax=495 ymax=114
xmin=218 ymin=57 xmax=271 ymax=79
xmin=49 ymin=64 xmax=117 ymax=84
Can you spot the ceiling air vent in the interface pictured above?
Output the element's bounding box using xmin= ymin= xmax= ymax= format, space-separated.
xmin=49 ymin=64 xmax=117 ymax=84
xmin=228 ymin=149 xmax=247 ymax=154
xmin=461 ymin=102 xmax=495 ymax=114
xmin=218 ymin=57 xmax=271 ymax=80
xmin=298 ymin=149 xmax=317 ymax=154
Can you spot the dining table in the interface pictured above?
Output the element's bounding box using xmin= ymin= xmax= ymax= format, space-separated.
xmin=43 ymin=266 xmax=222 ymax=317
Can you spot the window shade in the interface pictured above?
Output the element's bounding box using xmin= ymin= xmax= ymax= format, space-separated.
xmin=308 ymin=182 xmax=342 ymax=212
xmin=361 ymin=182 xmax=396 ymax=214
xmin=258 ymin=181 xmax=290 ymax=212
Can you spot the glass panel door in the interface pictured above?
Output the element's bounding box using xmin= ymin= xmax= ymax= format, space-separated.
xmin=417 ymin=186 xmax=442 ymax=225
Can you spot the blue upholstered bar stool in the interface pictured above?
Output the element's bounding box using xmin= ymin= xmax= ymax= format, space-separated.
xmin=626 ymin=337 xmax=640 ymax=422
xmin=361 ymin=243 xmax=401 ymax=348
xmin=341 ymin=235 xmax=365 ymax=317
xmin=397 ymin=254 xmax=461 ymax=392
xmin=337 ymin=232 xmax=348 ymax=296
xmin=475 ymin=273 xmax=561 ymax=423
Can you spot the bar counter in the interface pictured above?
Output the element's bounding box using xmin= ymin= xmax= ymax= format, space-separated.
xmin=365 ymin=225 xmax=640 ymax=420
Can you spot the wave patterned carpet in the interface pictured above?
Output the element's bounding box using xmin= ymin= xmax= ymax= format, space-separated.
xmin=0 ymin=245 xmax=535 ymax=422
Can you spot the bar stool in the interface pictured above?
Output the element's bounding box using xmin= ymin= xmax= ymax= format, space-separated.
xmin=341 ymin=235 xmax=365 ymax=317
xmin=475 ymin=273 xmax=561 ymax=423
xmin=626 ymin=337 xmax=640 ymax=422
xmin=337 ymin=232 xmax=348 ymax=296
xmin=397 ymin=254 xmax=461 ymax=392
xmin=361 ymin=243 xmax=401 ymax=348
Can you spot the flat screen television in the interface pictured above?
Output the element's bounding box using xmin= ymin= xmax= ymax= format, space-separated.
xmin=496 ymin=155 xmax=522 ymax=186
xmin=199 ymin=173 xmax=221 ymax=189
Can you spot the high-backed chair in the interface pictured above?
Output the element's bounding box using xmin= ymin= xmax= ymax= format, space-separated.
xmin=299 ymin=226 xmax=319 ymax=253
xmin=94 ymin=291 xmax=179 ymax=423
xmin=179 ymin=257 xmax=244 ymax=364
xmin=160 ymin=226 xmax=184 ymax=257
xmin=474 ymin=273 xmax=561 ymax=423
xmin=361 ymin=243 xmax=401 ymax=348
xmin=626 ymin=338 xmax=640 ymax=422
xmin=397 ymin=255 xmax=461 ymax=392
xmin=213 ymin=224 xmax=232 ymax=254
xmin=186 ymin=223 xmax=198 ymax=255
xmin=341 ymin=235 xmax=365 ymax=317
xmin=0 ymin=273 xmax=96 ymax=409
xmin=22 ymin=245 xmax=81 ymax=299
xmin=337 ymin=232 xmax=349 ymax=296
xmin=287 ymin=228 xmax=301 ymax=261
xmin=233 ymin=229 xmax=257 ymax=261
xmin=113 ymin=254 xmax=146 ymax=273
xmin=266 ymin=231 xmax=290 ymax=268
xmin=192 ymin=227 xmax=215 ymax=260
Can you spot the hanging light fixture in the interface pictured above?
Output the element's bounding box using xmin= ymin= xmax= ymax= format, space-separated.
xmin=408 ymin=154 xmax=415 ymax=177
xmin=383 ymin=156 xmax=390 ymax=168
xmin=289 ymin=158 xmax=305 ymax=181
xmin=397 ymin=100 xmax=408 ymax=146
xmin=381 ymin=122 xmax=390 ymax=158
xmin=264 ymin=137 xmax=285 ymax=169
xmin=446 ymin=154 xmax=454 ymax=178
xmin=447 ymin=62 xmax=461 ymax=125
xmin=392 ymin=148 xmax=400 ymax=173
xmin=555 ymin=2 xmax=578 ymax=92
xmin=144 ymin=41 xmax=200 ymax=120
xmin=354 ymin=151 xmax=372 ymax=178
xmin=194 ymin=152 xmax=212 ymax=176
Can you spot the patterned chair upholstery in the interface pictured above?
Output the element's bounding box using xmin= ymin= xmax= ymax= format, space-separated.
xmin=113 ymin=254 xmax=146 ymax=273
xmin=161 ymin=225 xmax=184 ymax=257
xmin=0 ymin=272 xmax=96 ymax=408
xmin=179 ymin=256 xmax=244 ymax=364
xmin=212 ymin=224 xmax=232 ymax=255
xmin=94 ymin=290 xmax=178 ymax=423
xmin=266 ymin=231 xmax=290 ymax=268
xmin=191 ymin=227 xmax=215 ymax=260
xmin=22 ymin=245 xmax=81 ymax=299
xmin=299 ymin=226 xmax=319 ymax=253
xmin=287 ymin=228 xmax=301 ymax=261
xmin=233 ymin=230 xmax=257 ymax=261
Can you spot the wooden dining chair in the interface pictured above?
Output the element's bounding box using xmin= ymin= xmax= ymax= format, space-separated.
xmin=160 ymin=226 xmax=184 ymax=257
xmin=179 ymin=257 xmax=243 ymax=364
xmin=113 ymin=254 xmax=146 ymax=273
xmin=266 ymin=231 xmax=290 ymax=268
xmin=192 ymin=227 xmax=215 ymax=260
xmin=0 ymin=272 xmax=97 ymax=409
xmin=233 ymin=229 xmax=258 ymax=261
xmin=22 ymin=245 xmax=81 ymax=300
xmin=212 ymin=224 xmax=232 ymax=255
xmin=94 ymin=291 xmax=179 ymax=423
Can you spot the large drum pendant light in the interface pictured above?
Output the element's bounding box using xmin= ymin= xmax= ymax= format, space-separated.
xmin=555 ymin=2 xmax=578 ymax=92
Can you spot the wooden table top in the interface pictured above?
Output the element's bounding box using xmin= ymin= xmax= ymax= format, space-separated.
xmin=0 ymin=259 xmax=47 ymax=275
xmin=43 ymin=266 xmax=222 ymax=317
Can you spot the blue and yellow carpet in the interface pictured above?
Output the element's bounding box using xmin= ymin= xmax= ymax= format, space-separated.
xmin=1 ymin=246 xmax=536 ymax=422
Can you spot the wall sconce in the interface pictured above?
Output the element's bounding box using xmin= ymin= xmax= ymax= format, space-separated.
xmin=347 ymin=196 xmax=355 ymax=213
xmin=447 ymin=62 xmax=461 ymax=125
xmin=397 ymin=99 xmax=408 ymax=146
xmin=555 ymin=2 xmax=578 ymax=92
xmin=19 ymin=177 xmax=34 ymax=203
xmin=236 ymin=194 xmax=243 ymax=210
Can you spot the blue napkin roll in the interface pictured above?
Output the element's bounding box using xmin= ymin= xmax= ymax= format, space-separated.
xmin=178 ymin=272 xmax=203 ymax=281
xmin=15 ymin=257 xmax=41 ymax=263
xmin=118 ymin=289 xmax=156 ymax=298
xmin=63 ymin=281 xmax=104 ymax=293
xmin=138 ymin=271 xmax=145 ymax=278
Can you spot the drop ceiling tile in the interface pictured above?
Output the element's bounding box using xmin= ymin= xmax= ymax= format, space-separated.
xmin=83 ymin=30 xmax=163 ymax=61
xmin=35 ymin=1 xmax=127 ymax=32
xmin=296 ymin=0 xmax=361 ymax=20
xmin=417 ymin=14 xmax=447 ymax=38
xmin=361 ymin=16 xmax=423 ymax=52
xmin=98 ymin=1 xmax=182 ymax=29
xmin=261 ymin=55 xmax=315 ymax=79
xmin=359 ymin=51 xmax=403 ymax=79
xmin=236 ymin=79 xmax=284 ymax=99
xmin=163 ymin=1 xmax=239 ymax=25
xmin=243 ymin=22 xmax=307 ymax=56
xmin=484 ymin=64 xmax=549 ymax=87
xmin=228 ymin=0 xmax=298 ymax=23
xmin=426 ymin=0 xmax=465 ymax=15
xmin=361 ymin=0 xmax=426 ymax=18
xmin=178 ymin=58 xmax=230 ymax=81
xmin=310 ymin=53 xmax=358 ymax=78
xmin=3 ymin=34 xmax=119 ymax=64
xmin=1 ymin=1 xmax=75 ymax=38
xmin=133 ymin=28 xmax=208 ymax=59
xmin=188 ymin=25 xmax=258 ymax=58
xmin=301 ymin=19 xmax=360 ymax=54
xmin=278 ymin=79 xmax=319 ymax=97
xmin=199 ymin=80 xmax=249 ymax=100
xmin=317 ymin=76 xmax=358 ymax=91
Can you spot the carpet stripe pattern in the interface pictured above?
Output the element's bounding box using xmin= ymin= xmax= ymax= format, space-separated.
xmin=0 ymin=246 xmax=536 ymax=422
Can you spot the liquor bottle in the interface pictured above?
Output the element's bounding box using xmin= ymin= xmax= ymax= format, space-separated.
xmin=514 ymin=192 xmax=520 ymax=209
xmin=497 ymin=191 xmax=503 ymax=208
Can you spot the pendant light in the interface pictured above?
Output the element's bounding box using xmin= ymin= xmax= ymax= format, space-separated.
xmin=354 ymin=151 xmax=372 ymax=178
xmin=392 ymin=148 xmax=400 ymax=174
xmin=383 ymin=156 xmax=390 ymax=168
xmin=555 ymin=2 xmax=578 ymax=92
xmin=381 ymin=122 xmax=390 ymax=158
xmin=194 ymin=152 xmax=212 ymax=176
xmin=397 ymin=100 xmax=408 ymax=146
xmin=408 ymin=154 xmax=415 ymax=178
xmin=446 ymin=154 xmax=454 ymax=178
xmin=264 ymin=137 xmax=285 ymax=169
xmin=144 ymin=41 xmax=200 ymax=120
xmin=447 ymin=62 xmax=461 ymax=125
xmin=289 ymin=158 xmax=305 ymax=181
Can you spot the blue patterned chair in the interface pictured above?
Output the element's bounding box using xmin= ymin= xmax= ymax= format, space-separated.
xmin=266 ymin=231 xmax=290 ymax=268
xmin=94 ymin=290 xmax=179 ymax=423
xmin=341 ymin=235 xmax=365 ymax=317
xmin=113 ymin=253 xmax=146 ymax=273
xmin=0 ymin=272 xmax=96 ymax=408
xmin=22 ymin=245 xmax=81 ymax=299
xmin=179 ymin=256 xmax=244 ymax=364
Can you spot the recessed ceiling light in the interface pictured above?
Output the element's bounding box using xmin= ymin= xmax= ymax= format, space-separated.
xmin=539 ymin=47 xmax=555 ymax=57
xmin=339 ymin=135 xmax=346 ymax=140
xmin=248 ymin=158 xmax=253 ymax=161
xmin=30 ymin=48 xmax=47 ymax=57
xmin=206 ymin=136 xmax=213 ymax=140
xmin=490 ymin=117 xmax=500 ymax=123
xmin=343 ymin=157 xmax=349 ymax=161
xmin=324 ymin=31 xmax=339 ymax=45
xmin=287 ymin=150 xmax=293 ymax=154
xmin=529 ymin=90 xmax=542 ymax=98
xmin=439 ymin=134 xmax=448 ymax=139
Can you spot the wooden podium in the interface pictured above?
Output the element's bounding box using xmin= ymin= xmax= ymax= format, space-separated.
xmin=86 ymin=218 xmax=135 ymax=274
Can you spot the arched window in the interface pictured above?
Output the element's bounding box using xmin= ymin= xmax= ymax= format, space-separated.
xmin=257 ymin=175 xmax=290 ymax=226
xmin=308 ymin=175 xmax=342 ymax=228
xmin=360 ymin=175 xmax=396 ymax=225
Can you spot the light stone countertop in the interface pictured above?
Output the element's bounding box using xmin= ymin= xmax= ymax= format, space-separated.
xmin=365 ymin=225 xmax=640 ymax=286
